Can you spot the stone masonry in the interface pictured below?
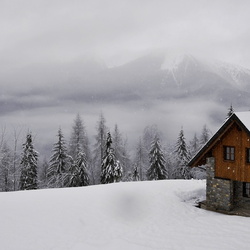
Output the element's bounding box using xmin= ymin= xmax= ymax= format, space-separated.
xmin=206 ymin=157 xmax=234 ymax=211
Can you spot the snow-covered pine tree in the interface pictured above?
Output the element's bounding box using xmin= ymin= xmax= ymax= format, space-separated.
xmin=147 ymin=136 xmax=168 ymax=180
xmin=112 ymin=124 xmax=131 ymax=179
xmin=189 ymin=133 xmax=199 ymax=158
xmin=142 ymin=125 xmax=161 ymax=153
xmin=135 ymin=125 xmax=162 ymax=180
xmin=68 ymin=114 xmax=91 ymax=161
xmin=19 ymin=132 xmax=38 ymax=190
xmin=113 ymin=159 xmax=123 ymax=183
xmin=199 ymin=124 xmax=210 ymax=146
xmin=69 ymin=152 xmax=89 ymax=187
xmin=173 ymin=128 xmax=190 ymax=179
xmin=0 ymin=142 xmax=13 ymax=191
xmin=226 ymin=104 xmax=235 ymax=119
xmin=38 ymin=158 xmax=49 ymax=188
xmin=93 ymin=112 xmax=108 ymax=184
xmin=112 ymin=124 xmax=123 ymax=158
xmin=100 ymin=132 xmax=122 ymax=184
xmin=163 ymin=143 xmax=175 ymax=179
xmin=47 ymin=128 xmax=70 ymax=188
xmin=68 ymin=113 xmax=94 ymax=184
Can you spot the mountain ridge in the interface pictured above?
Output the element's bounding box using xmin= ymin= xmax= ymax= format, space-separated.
xmin=1 ymin=52 xmax=250 ymax=114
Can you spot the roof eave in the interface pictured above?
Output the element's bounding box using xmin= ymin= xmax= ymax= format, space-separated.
xmin=188 ymin=113 xmax=250 ymax=167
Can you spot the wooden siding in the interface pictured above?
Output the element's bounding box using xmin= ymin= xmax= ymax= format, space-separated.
xmin=213 ymin=122 xmax=250 ymax=182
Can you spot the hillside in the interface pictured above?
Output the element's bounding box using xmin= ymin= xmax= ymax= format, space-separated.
xmin=0 ymin=180 xmax=250 ymax=250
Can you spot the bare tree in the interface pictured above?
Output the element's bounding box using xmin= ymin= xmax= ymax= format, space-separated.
xmin=134 ymin=137 xmax=147 ymax=181
xmin=0 ymin=126 xmax=7 ymax=149
xmin=12 ymin=127 xmax=23 ymax=191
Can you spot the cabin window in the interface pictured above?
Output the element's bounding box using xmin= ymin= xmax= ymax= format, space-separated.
xmin=224 ymin=146 xmax=235 ymax=161
xmin=243 ymin=182 xmax=250 ymax=198
xmin=246 ymin=148 xmax=250 ymax=163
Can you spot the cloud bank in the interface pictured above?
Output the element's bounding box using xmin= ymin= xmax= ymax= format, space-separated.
xmin=1 ymin=0 xmax=250 ymax=156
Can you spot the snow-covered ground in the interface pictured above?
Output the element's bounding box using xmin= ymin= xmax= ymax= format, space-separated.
xmin=0 ymin=180 xmax=250 ymax=250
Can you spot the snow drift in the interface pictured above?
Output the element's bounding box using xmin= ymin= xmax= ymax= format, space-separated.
xmin=0 ymin=180 xmax=250 ymax=250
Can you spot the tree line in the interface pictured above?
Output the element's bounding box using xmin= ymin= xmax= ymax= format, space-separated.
xmin=0 ymin=110 xmax=219 ymax=192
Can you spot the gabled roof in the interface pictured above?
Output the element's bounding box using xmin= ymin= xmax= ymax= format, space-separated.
xmin=188 ymin=111 xmax=250 ymax=167
xmin=235 ymin=112 xmax=250 ymax=130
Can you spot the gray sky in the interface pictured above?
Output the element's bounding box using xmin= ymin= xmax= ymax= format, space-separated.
xmin=1 ymin=0 xmax=250 ymax=69
xmin=1 ymin=0 xmax=250 ymax=155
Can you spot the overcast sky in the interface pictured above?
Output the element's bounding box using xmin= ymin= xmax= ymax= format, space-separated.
xmin=1 ymin=0 xmax=250 ymax=156
xmin=1 ymin=0 xmax=250 ymax=69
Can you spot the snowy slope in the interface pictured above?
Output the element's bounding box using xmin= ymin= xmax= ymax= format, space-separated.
xmin=0 ymin=180 xmax=250 ymax=250
xmin=161 ymin=53 xmax=250 ymax=88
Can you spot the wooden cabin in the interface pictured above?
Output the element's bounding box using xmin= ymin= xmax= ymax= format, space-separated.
xmin=189 ymin=112 xmax=250 ymax=213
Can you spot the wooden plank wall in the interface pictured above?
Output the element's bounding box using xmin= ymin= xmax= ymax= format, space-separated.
xmin=214 ymin=122 xmax=250 ymax=182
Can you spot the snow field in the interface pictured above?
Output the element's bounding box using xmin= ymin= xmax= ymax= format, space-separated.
xmin=0 ymin=180 xmax=250 ymax=250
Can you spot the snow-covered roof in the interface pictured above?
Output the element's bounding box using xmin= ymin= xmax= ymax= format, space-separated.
xmin=234 ymin=111 xmax=250 ymax=132
xmin=189 ymin=111 xmax=250 ymax=167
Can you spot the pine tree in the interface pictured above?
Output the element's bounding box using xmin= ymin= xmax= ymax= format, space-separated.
xmin=0 ymin=142 xmax=13 ymax=191
xmin=134 ymin=137 xmax=148 ymax=181
xmin=147 ymin=136 xmax=168 ymax=180
xmin=134 ymin=125 xmax=161 ymax=180
xmin=69 ymin=152 xmax=89 ymax=187
xmin=68 ymin=114 xmax=91 ymax=161
xmin=142 ymin=125 xmax=160 ymax=152
xmin=173 ymin=128 xmax=190 ymax=179
xmin=226 ymin=104 xmax=235 ymax=119
xmin=112 ymin=124 xmax=123 ymax=163
xmin=93 ymin=113 xmax=108 ymax=184
xmin=200 ymin=124 xmax=210 ymax=146
xmin=19 ymin=133 xmax=38 ymax=190
xmin=175 ymin=129 xmax=190 ymax=164
xmin=39 ymin=158 xmax=49 ymax=188
xmin=100 ymin=132 xmax=122 ymax=184
xmin=189 ymin=133 xmax=199 ymax=157
xmin=112 ymin=124 xmax=131 ymax=178
xmin=47 ymin=128 xmax=70 ymax=188
xmin=68 ymin=114 xmax=94 ymax=184
xmin=113 ymin=159 xmax=123 ymax=183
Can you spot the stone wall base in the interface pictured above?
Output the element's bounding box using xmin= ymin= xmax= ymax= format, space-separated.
xmin=206 ymin=158 xmax=233 ymax=211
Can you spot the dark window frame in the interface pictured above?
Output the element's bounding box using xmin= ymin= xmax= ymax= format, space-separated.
xmin=243 ymin=182 xmax=250 ymax=198
xmin=223 ymin=146 xmax=235 ymax=161
xmin=246 ymin=148 xmax=250 ymax=163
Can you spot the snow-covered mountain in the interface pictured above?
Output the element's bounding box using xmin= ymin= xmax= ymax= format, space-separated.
xmin=1 ymin=51 xmax=250 ymax=156
xmin=2 ymin=52 xmax=249 ymax=108
xmin=161 ymin=53 xmax=250 ymax=88
xmin=215 ymin=60 xmax=250 ymax=88
xmin=120 ymin=52 xmax=250 ymax=106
